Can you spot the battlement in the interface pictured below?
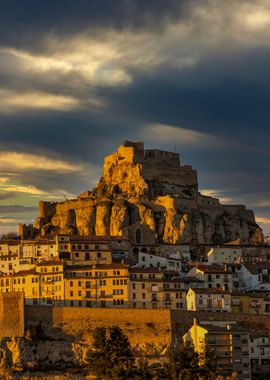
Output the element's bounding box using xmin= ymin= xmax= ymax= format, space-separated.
xmin=104 ymin=140 xmax=182 ymax=169
xmin=145 ymin=149 xmax=180 ymax=168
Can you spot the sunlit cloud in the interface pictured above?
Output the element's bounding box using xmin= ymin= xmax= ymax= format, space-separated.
xmin=0 ymin=151 xmax=84 ymax=172
xmin=0 ymin=88 xmax=80 ymax=112
xmin=141 ymin=123 xmax=224 ymax=148
xmin=256 ymin=217 xmax=270 ymax=225
xmin=200 ymin=189 xmax=233 ymax=204
xmin=0 ymin=184 xmax=47 ymax=196
xmin=0 ymin=217 xmax=22 ymax=223
xmin=0 ymin=176 xmax=9 ymax=183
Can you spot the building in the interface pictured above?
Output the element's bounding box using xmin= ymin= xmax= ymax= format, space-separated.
xmin=129 ymin=267 xmax=186 ymax=310
xmin=183 ymin=319 xmax=251 ymax=380
xmin=231 ymin=292 xmax=266 ymax=315
xmin=134 ymin=250 xmax=182 ymax=272
xmin=57 ymin=235 xmax=130 ymax=264
xmin=0 ymin=260 xmax=64 ymax=306
xmin=241 ymin=262 xmax=270 ymax=291
xmin=250 ymin=331 xmax=270 ymax=376
xmin=186 ymin=264 xmax=233 ymax=291
xmin=64 ymin=263 xmax=129 ymax=308
xmin=207 ymin=247 xmax=242 ymax=264
xmin=186 ymin=288 xmax=231 ymax=312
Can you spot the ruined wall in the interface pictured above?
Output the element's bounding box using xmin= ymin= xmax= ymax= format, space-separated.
xmin=0 ymin=292 xmax=24 ymax=338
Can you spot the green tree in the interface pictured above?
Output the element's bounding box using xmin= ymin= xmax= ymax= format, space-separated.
xmin=107 ymin=326 xmax=134 ymax=379
xmin=135 ymin=357 xmax=152 ymax=379
xmin=200 ymin=345 xmax=219 ymax=380
xmin=86 ymin=327 xmax=111 ymax=379
xmin=164 ymin=341 xmax=200 ymax=380
xmin=86 ymin=326 xmax=134 ymax=379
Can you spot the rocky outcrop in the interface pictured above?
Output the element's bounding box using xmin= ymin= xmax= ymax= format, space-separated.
xmin=32 ymin=140 xmax=263 ymax=245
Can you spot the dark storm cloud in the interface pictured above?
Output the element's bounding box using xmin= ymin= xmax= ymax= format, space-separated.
xmin=0 ymin=205 xmax=37 ymax=213
xmin=0 ymin=0 xmax=186 ymax=47
xmin=0 ymin=192 xmax=18 ymax=200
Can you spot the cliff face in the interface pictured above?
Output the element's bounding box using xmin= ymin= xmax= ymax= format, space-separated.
xmin=33 ymin=140 xmax=263 ymax=245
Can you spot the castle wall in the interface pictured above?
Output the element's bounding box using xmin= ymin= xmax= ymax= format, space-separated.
xmin=23 ymin=306 xmax=270 ymax=347
xmin=25 ymin=306 xmax=171 ymax=348
xmin=0 ymin=292 xmax=24 ymax=338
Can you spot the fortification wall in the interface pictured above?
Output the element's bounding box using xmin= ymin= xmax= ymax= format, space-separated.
xmin=0 ymin=292 xmax=24 ymax=338
xmin=25 ymin=306 xmax=172 ymax=348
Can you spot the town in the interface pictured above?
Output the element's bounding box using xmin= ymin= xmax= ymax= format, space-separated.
xmin=0 ymin=141 xmax=269 ymax=379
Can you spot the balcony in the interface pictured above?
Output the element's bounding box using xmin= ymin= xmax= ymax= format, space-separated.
xmin=207 ymin=339 xmax=231 ymax=345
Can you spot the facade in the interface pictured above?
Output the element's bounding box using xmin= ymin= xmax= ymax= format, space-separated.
xmin=134 ymin=251 xmax=182 ymax=272
xmin=241 ymin=262 xmax=270 ymax=291
xmin=186 ymin=288 xmax=231 ymax=312
xmin=0 ymin=260 xmax=64 ymax=305
xmin=231 ymin=292 xmax=266 ymax=315
xmin=183 ymin=319 xmax=251 ymax=380
xmin=187 ymin=264 xmax=233 ymax=291
xmin=64 ymin=263 xmax=129 ymax=308
xmin=0 ymin=260 xmax=129 ymax=308
xmin=207 ymin=247 xmax=241 ymax=264
xmin=129 ymin=267 xmax=186 ymax=310
xmin=250 ymin=332 xmax=270 ymax=375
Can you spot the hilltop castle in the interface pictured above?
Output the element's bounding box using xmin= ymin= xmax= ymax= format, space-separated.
xmin=26 ymin=140 xmax=262 ymax=245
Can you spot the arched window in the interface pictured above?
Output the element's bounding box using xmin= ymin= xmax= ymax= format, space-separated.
xmin=135 ymin=229 xmax=141 ymax=244
xmin=133 ymin=247 xmax=139 ymax=255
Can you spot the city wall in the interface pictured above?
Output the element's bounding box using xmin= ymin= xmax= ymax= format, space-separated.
xmin=25 ymin=306 xmax=172 ymax=348
xmin=0 ymin=292 xmax=24 ymax=338
xmin=1 ymin=293 xmax=270 ymax=347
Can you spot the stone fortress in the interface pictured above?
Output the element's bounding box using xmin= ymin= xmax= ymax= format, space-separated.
xmin=32 ymin=140 xmax=263 ymax=245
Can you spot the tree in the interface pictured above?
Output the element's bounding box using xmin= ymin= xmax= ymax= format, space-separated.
xmin=134 ymin=357 xmax=152 ymax=380
xmin=200 ymin=345 xmax=219 ymax=380
xmin=86 ymin=327 xmax=111 ymax=379
xmin=164 ymin=341 xmax=200 ymax=380
xmin=86 ymin=326 xmax=134 ymax=379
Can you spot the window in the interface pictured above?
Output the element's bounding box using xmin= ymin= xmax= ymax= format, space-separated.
xmin=132 ymin=283 xmax=136 ymax=289
xmin=70 ymin=291 xmax=73 ymax=297
xmin=97 ymin=252 xmax=101 ymax=258
xmin=142 ymin=283 xmax=145 ymax=289
xmin=135 ymin=229 xmax=141 ymax=244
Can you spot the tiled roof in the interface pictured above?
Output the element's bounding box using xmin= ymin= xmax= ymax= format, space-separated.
xmin=189 ymin=287 xmax=230 ymax=295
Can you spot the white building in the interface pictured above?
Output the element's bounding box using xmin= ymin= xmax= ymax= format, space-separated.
xmin=186 ymin=264 xmax=233 ymax=291
xmin=135 ymin=251 xmax=182 ymax=272
xmin=241 ymin=262 xmax=270 ymax=291
xmin=207 ymin=247 xmax=241 ymax=264
xmin=186 ymin=288 xmax=231 ymax=312
xmin=250 ymin=332 xmax=270 ymax=375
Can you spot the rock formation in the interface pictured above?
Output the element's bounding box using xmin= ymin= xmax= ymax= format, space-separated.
xmin=32 ymin=140 xmax=263 ymax=245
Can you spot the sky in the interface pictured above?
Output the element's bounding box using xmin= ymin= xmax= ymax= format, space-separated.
xmin=0 ymin=0 xmax=270 ymax=237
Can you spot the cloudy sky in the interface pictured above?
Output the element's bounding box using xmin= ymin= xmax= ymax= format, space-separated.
xmin=0 ymin=0 xmax=270 ymax=237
